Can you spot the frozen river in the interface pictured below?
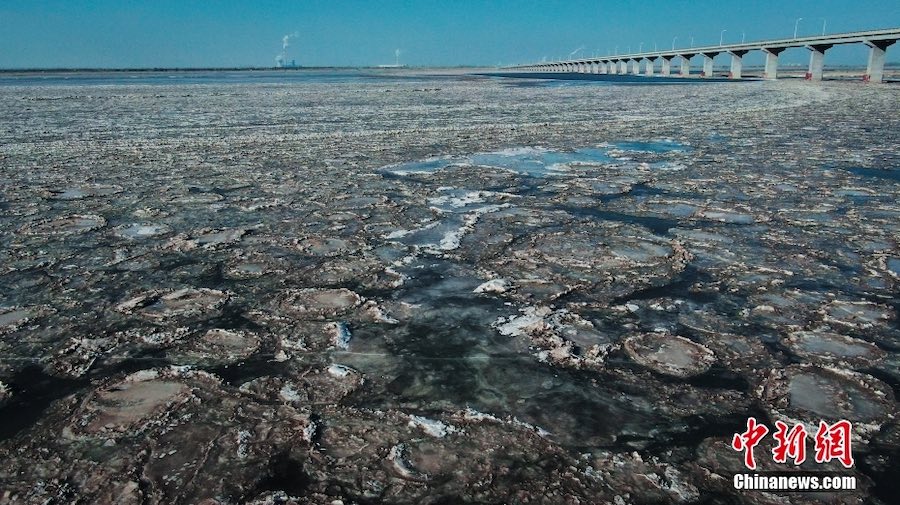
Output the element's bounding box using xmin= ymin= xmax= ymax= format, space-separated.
xmin=0 ymin=70 xmax=898 ymax=504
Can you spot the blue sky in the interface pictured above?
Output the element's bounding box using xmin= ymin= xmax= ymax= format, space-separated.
xmin=1 ymin=0 xmax=898 ymax=68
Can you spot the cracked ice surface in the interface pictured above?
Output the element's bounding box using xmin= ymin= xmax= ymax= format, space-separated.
xmin=0 ymin=70 xmax=898 ymax=504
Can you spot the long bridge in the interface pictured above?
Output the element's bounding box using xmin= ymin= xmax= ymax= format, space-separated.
xmin=507 ymin=28 xmax=899 ymax=82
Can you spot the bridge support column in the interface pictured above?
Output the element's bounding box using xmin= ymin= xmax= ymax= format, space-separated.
xmin=680 ymin=55 xmax=692 ymax=76
xmin=702 ymin=54 xmax=714 ymax=77
xmin=762 ymin=48 xmax=784 ymax=80
xmin=631 ymin=59 xmax=640 ymax=75
xmin=645 ymin=58 xmax=655 ymax=76
xmin=661 ymin=57 xmax=671 ymax=76
xmin=619 ymin=60 xmax=628 ymax=74
xmin=728 ymin=51 xmax=747 ymax=79
xmin=806 ymin=44 xmax=832 ymax=81
xmin=865 ymin=40 xmax=895 ymax=83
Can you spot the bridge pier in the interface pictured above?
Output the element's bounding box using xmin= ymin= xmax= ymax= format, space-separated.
xmin=679 ymin=54 xmax=693 ymax=76
xmin=762 ymin=47 xmax=785 ymax=80
xmin=619 ymin=60 xmax=628 ymax=74
xmin=629 ymin=59 xmax=638 ymax=75
xmin=701 ymin=53 xmax=718 ymax=77
xmin=865 ymin=39 xmax=895 ymax=82
xmin=806 ymin=44 xmax=832 ymax=81
xmin=728 ymin=50 xmax=747 ymax=79
xmin=661 ymin=57 xmax=672 ymax=76
xmin=645 ymin=58 xmax=656 ymax=76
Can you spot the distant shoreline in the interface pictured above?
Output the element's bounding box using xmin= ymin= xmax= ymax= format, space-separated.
xmin=0 ymin=66 xmax=490 ymax=73
xmin=1 ymin=64 xmax=896 ymax=73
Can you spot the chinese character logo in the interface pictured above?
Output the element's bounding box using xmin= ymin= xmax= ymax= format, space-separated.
xmin=731 ymin=417 xmax=769 ymax=470
xmin=814 ymin=420 xmax=854 ymax=468
xmin=731 ymin=418 xmax=854 ymax=470
xmin=772 ymin=421 xmax=807 ymax=465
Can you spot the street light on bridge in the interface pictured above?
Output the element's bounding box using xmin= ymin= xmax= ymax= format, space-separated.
xmin=720 ymin=29 xmax=727 ymax=46
xmin=794 ymin=17 xmax=803 ymax=38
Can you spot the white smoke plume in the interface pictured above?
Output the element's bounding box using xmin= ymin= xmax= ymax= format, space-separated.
xmin=276 ymin=32 xmax=299 ymax=67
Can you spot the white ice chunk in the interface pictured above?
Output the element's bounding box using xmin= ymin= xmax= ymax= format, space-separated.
xmin=408 ymin=415 xmax=457 ymax=438
xmin=474 ymin=279 xmax=509 ymax=294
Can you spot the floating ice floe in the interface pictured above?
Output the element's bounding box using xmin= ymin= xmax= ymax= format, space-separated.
xmin=278 ymin=288 xmax=363 ymax=320
xmin=0 ymin=306 xmax=36 ymax=334
xmin=113 ymin=223 xmax=172 ymax=240
xmin=623 ymin=333 xmax=716 ymax=378
xmin=20 ymin=214 xmax=106 ymax=236
xmin=116 ymin=288 xmax=229 ymax=323
xmin=784 ymin=330 xmax=885 ymax=367
xmin=820 ymin=299 xmax=894 ymax=331
xmin=762 ymin=364 xmax=896 ymax=439
xmin=44 ymin=184 xmax=122 ymax=200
